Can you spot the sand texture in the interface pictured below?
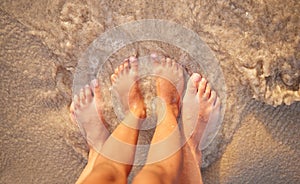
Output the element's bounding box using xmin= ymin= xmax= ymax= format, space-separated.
xmin=0 ymin=0 xmax=299 ymax=183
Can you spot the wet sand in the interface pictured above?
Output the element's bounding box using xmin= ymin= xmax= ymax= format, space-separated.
xmin=0 ymin=0 xmax=299 ymax=183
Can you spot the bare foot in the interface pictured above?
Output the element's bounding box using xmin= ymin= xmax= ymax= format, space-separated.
xmin=182 ymin=73 xmax=221 ymax=161
xmin=110 ymin=56 xmax=146 ymax=119
xmin=70 ymin=79 xmax=109 ymax=152
xmin=133 ymin=55 xmax=184 ymax=183
xmin=152 ymin=54 xmax=184 ymax=117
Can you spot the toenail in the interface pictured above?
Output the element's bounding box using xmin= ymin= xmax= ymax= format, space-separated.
xmin=92 ymin=79 xmax=99 ymax=87
xmin=192 ymin=73 xmax=201 ymax=82
xmin=151 ymin=53 xmax=157 ymax=58
xmin=129 ymin=56 xmax=137 ymax=62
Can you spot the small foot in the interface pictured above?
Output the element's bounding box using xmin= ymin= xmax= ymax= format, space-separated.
xmin=182 ymin=73 xmax=221 ymax=161
xmin=70 ymin=79 xmax=109 ymax=152
xmin=110 ymin=56 xmax=146 ymax=119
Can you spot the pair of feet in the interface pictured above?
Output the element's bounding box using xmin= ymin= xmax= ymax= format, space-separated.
xmin=70 ymin=54 xmax=220 ymax=177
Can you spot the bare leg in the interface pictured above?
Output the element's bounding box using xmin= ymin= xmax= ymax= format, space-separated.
xmin=70 ymin=79 xmax=110 ymax=184
xmin=82 ymin=56 xmax=146 ymax=184
xmin=180 ymin=73 xmax=221 ymax=184
xmin=133 ymin=55 xmax=184 ymax=184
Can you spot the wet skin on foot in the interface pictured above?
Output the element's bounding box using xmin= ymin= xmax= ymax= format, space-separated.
xmin=110 ymin=56 xmax=146 ymax=119
xmin=182 ymin=73 xmax=221 ymax=161
xmin=70 ymin=79 xmax=109 ymax=152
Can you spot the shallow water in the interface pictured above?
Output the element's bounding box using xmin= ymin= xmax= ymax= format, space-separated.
xmin=1 ymin=0 xmax=299 ymax=183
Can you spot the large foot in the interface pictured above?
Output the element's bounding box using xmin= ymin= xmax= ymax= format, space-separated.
xmin=182 ymin=73 xmax=221 ymax=161
xmin=110 ymin=56 xmax=146 ymax=119
xmin=137 ymin=55 xmax=184 ymax=179
xmin=70 ymin=79 xmax=109 ymax=152
xmin=151 ymin=54 xmax=184 ymax=116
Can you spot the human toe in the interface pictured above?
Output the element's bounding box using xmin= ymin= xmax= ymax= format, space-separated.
xmin=171 ymin=60 xmax=178 ymax=70
xmin=129 ymin=56 xmax=138 ymax=72
xmin=186 ymin=73 xmax=201 ymax=95
xmin=118 ymin=64 xmax=125 ymax=75
xmin=84 ymin=85 xmax=93 ymax=103
xmin=123 ymin=60 xmax=130 ymax=73
xmin=114 ymin=67 xmax=119 ymax=75
xmin=160 ymin=57 xmax=166 ymax=66
xmin=214 ymin=97 xmax=221 ymax=108
xmin=166 ymin=57 xmax=172 ymax=67
xmin=198 ymin=78 xmax=207 ymax=97
xmin=80 ymin=88 xmax=86 ymax=104
xmin=208 ymin=91 xmax=217 ymax=104
xmin=111 ymin=74 xmax=117 ymax=83
xmin=70 ymin=102 xmax=75 ymax=113
xmin=73 ymin=95 xmax=80 ymax=109
xmin=203 ymin=83 xmax=211 ymax=99
xmin=91 ymin=79 xmax=101 ymax=99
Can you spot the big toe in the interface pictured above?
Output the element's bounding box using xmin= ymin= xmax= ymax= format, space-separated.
xmin=186 ymin=73 xmax=201 ymax=95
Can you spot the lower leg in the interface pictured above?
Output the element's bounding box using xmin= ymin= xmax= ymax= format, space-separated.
xmin=82 ymin=56 xmax=146 ymax=183
xmin=69 ymin=80 xmax=110 ymax=184
xmin=133 ymin=56 xmax=184 ymax=184
xmin=76 ymin=148 xmax=99 ymax=184
xmin=133 ymin=107 xmax=182 ymax=184
xmin=97 ymin=113 xmax=143 ymax=175
xmin=180 ymin=73 xmax=221 ymax=184
xmin=178 ymin=145 xmax=203 ymax=184
xmin=83 ymin=115 xmax=142 ymax=184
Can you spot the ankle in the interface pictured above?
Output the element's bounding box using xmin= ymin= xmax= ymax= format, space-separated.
xmin=130 ymin=107 xmax=146 ymax=119
xmin=165 ymin=104 xmax=179 ymax=117
xmin=187 ymin=141 xmax=202 ymax=163
xmin=156 ymin=100 xmax=179 ymax=117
